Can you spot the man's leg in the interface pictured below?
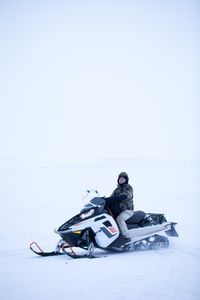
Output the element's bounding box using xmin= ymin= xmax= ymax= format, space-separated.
xmin=116 ymin=210 xmax=134 ymax=238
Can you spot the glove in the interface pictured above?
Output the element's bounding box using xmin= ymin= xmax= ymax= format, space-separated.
xmin=115 ymin=194 xmax=127 ymax=201
xmin=106 ymin=194 xmax=126 ymax=203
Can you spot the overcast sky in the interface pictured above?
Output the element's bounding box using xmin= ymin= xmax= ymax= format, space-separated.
xmin=0 ymin=0 xmax=199 ymax=161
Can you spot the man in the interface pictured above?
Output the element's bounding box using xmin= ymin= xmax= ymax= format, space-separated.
xmin=105 ymin=172 xmax=134 ymax=241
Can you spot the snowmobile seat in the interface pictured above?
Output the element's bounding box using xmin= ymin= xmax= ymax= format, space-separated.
xmin=126 ymin=211 xmax=146 ymax=224
xmin=126 ymin=211 xmax=146 ymax=229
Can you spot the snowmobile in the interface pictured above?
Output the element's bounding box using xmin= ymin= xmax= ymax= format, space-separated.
xmin=30 ymin=196 xmax=178 ymax=259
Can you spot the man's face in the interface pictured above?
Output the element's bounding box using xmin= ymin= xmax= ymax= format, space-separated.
xmin=118 ymin=176 xmax=126 ymax=184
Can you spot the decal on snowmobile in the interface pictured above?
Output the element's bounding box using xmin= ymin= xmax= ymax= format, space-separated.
xmin=100 ymin=226 xmax=118 ymax=238
xmin=108 ymin=226 xmax=118 ymax=234
xmin=95 ymin=216 xmax=106 ymax=222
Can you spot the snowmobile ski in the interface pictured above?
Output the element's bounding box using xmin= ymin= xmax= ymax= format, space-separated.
xmin=30 ymin=241 xmax=100 ymax=259
xmin=62 ymin=248 xmax=98 ymax=259
xmin=30 ymin=242 xmax=65 ymax=257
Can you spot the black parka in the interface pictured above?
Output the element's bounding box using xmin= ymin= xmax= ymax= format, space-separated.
xmin=111 ymin=183 xmax=134 ymax=211
xmin=105 ymin=172 xmax=134 ymax=218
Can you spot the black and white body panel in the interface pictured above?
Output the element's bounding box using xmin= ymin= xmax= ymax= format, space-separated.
xmin=56 ymin=213 xmax=120 ymax=248
xmin=92 ymin=213 xmax=120 ymax=248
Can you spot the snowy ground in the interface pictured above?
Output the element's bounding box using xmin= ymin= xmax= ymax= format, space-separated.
xmin=0 ymin=158 xmax=200 ymax=300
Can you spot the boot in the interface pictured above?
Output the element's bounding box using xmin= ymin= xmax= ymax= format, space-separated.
xmin=124 ymin=237 xmax=131 ymax=243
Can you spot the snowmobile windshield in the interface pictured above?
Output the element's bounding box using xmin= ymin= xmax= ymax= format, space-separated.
xmin=80 ymin=197 xmax=106 ymax=213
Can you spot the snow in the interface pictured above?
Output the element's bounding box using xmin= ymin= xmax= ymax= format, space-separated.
xmin=0 ymin=158 xmax=200 ymax=300
xmin=0 ymin=0 xmax=199 ymax=298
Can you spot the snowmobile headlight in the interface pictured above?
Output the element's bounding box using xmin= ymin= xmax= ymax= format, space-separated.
xmin=73 ymin=230 xmax=81 ymax=234
xmin=80 ymin=209 xmax=94 ymax=219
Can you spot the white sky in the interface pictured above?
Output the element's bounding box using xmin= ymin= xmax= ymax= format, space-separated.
xmin=0 ymin=0 xmax=199 ymax=160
